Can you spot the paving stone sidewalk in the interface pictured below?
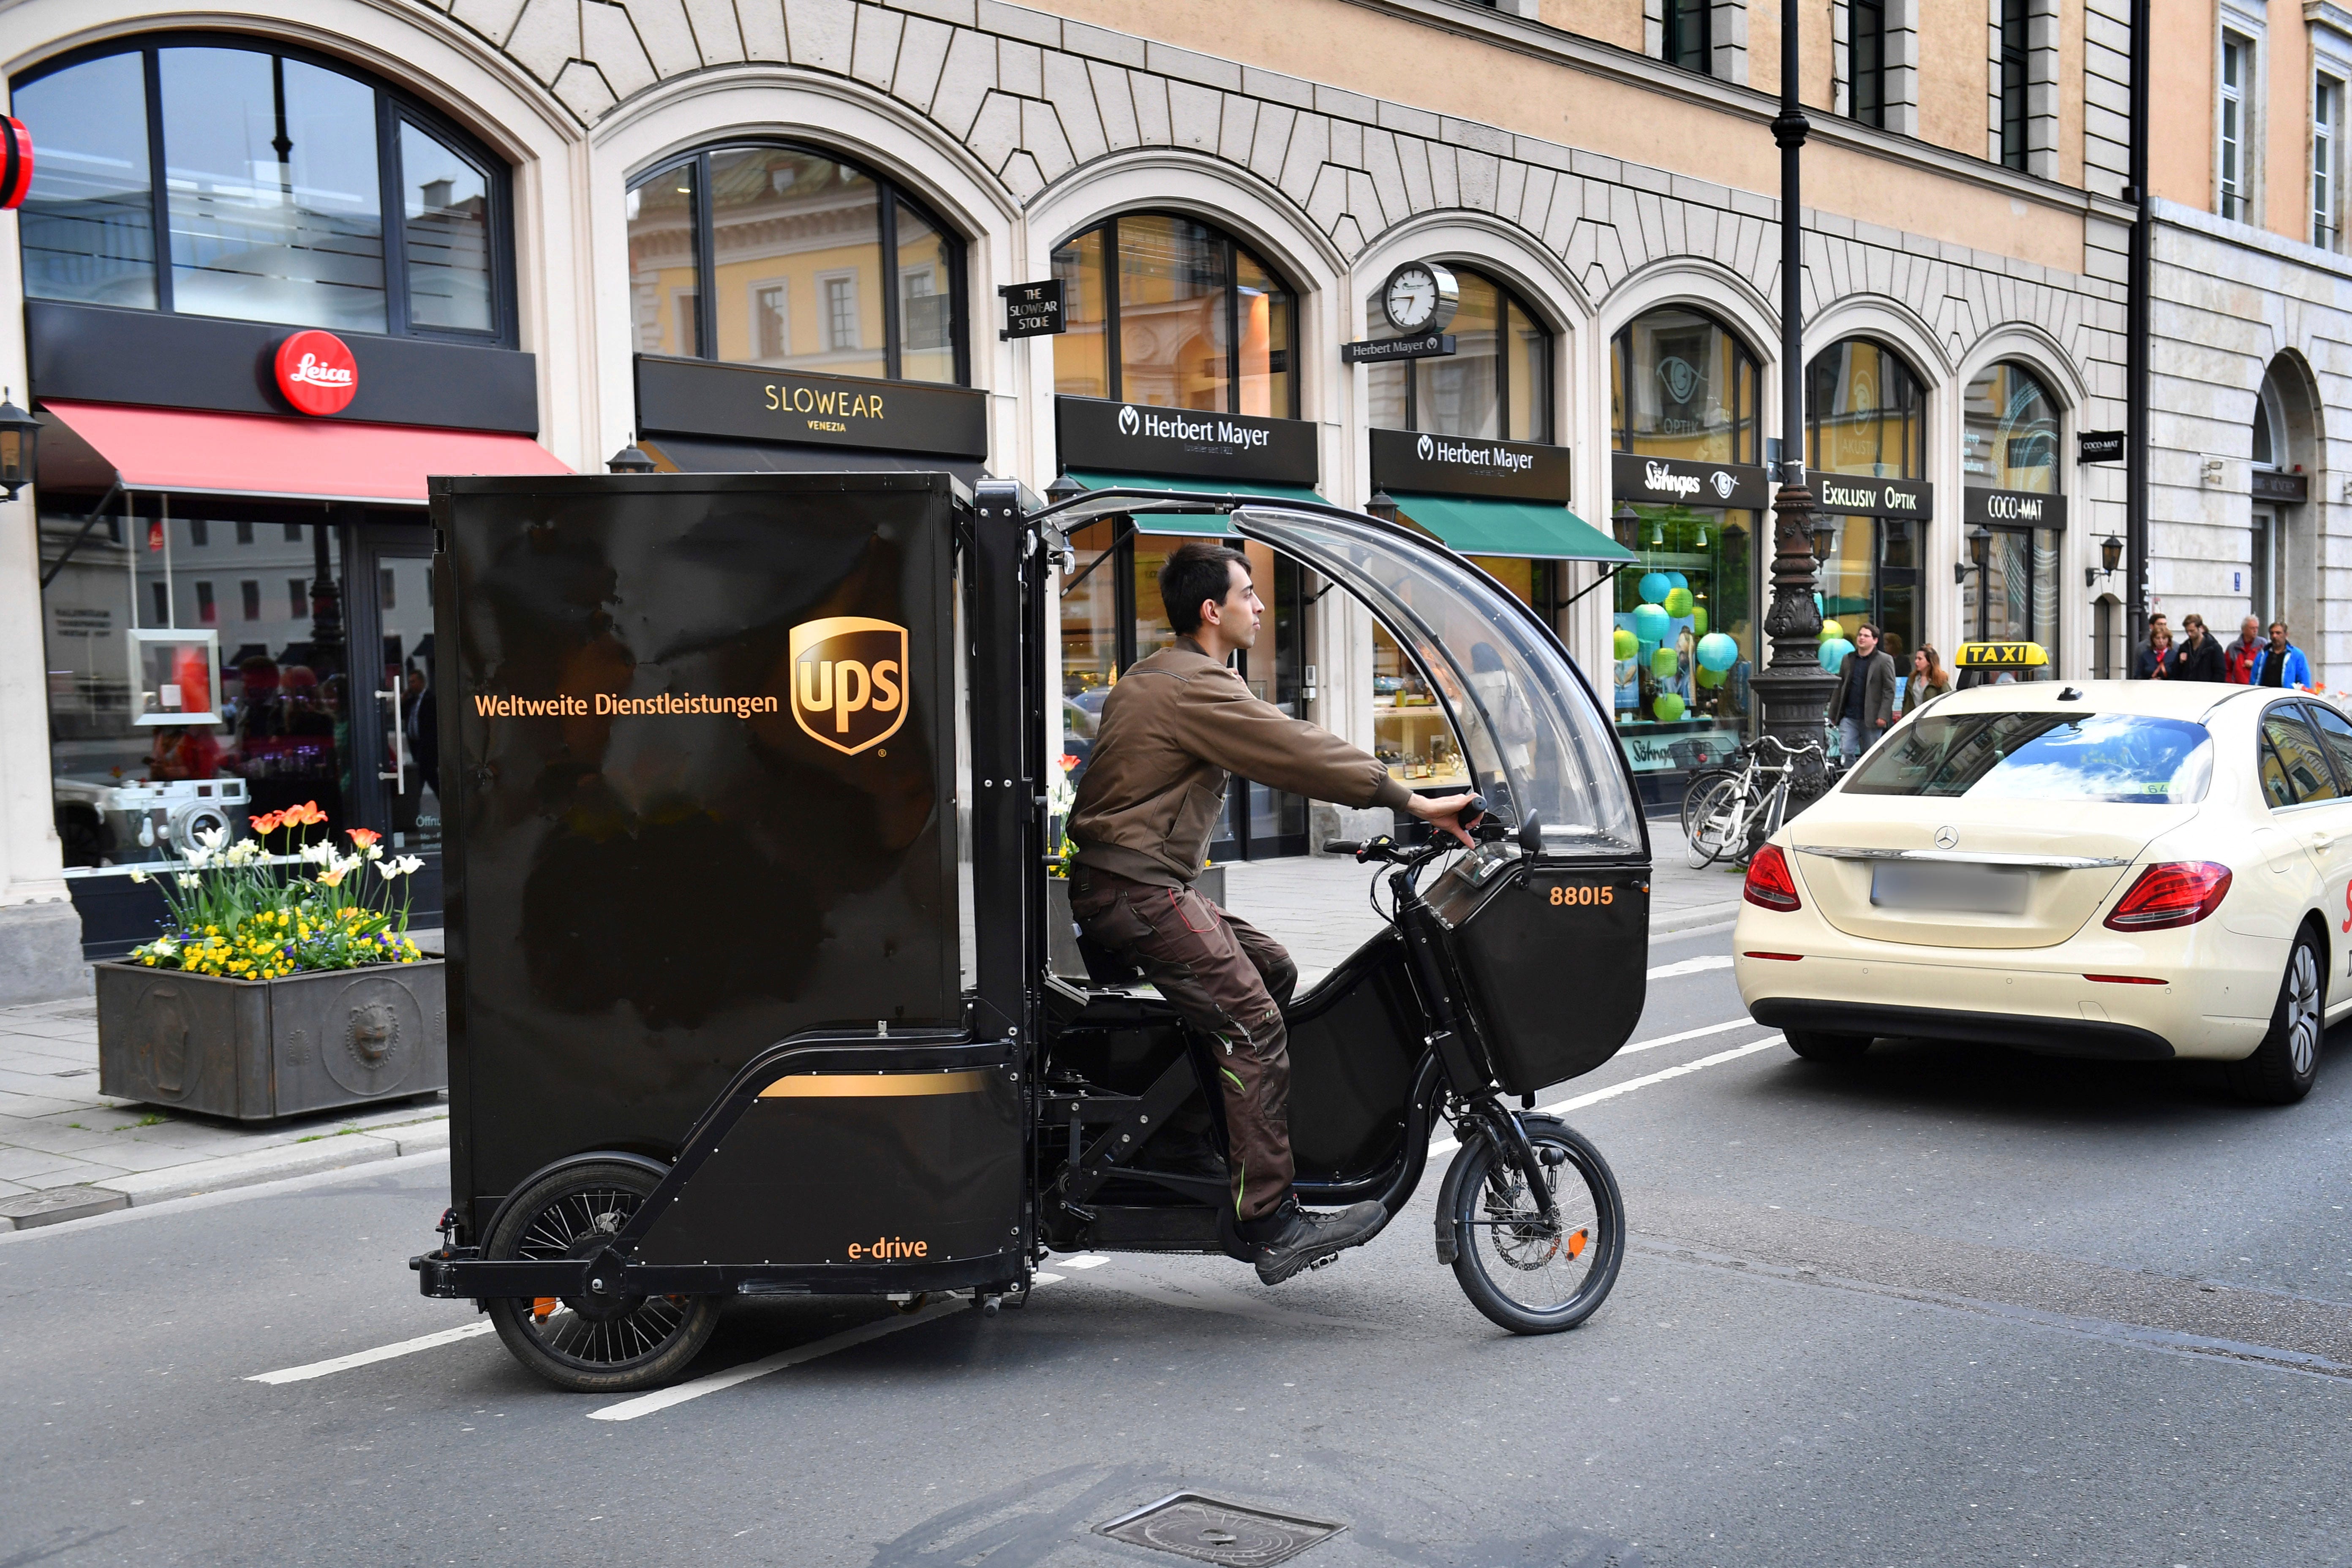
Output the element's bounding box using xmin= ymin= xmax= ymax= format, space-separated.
xmin=0 ymin=822 xmax=1737 ymax=1229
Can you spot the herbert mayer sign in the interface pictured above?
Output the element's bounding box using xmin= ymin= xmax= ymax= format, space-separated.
xmin=1369 ymin=427 xmax=1568 ymax=502
xmin=1055 ymin=395 xmax=1318 ymax=485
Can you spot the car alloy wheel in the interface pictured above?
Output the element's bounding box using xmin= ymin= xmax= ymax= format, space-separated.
xmin=2286 ymin=940 xmax=2322 ymax=1078
xmin=2231 ymin=927 xmax=2325 ymax=1105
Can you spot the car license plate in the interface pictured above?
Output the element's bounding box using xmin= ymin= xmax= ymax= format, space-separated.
xmin=1869 ymin=860 xmax=2029 ymax=914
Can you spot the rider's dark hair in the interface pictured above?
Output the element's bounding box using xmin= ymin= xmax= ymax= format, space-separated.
xmin=1160 ymin=542 xmax=1252 ymax=635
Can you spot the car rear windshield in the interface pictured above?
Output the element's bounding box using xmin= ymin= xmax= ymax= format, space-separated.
xmin=1843 ymin=711 xmax=2214 ymax=804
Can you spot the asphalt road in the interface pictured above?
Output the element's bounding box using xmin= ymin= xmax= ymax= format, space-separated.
xmin=7 ymin=918 xmax=2352 ymax=1567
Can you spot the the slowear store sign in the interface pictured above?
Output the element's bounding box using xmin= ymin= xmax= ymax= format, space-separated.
xmin=1055 ymin=395 xmax=1318 ymax=485
xmin=1962 ymin=486 xmax=2069 ymax=527
xmin=1810 ymin=474 xmax=1933 ymax=519
xmin=1609 ymin=452 xmax=1772 ymax=510
xmin=998 ymin=279 xmax=1064 ymax=339
xmin=635 ymin=354 xmax=989 ymax=457
xmin=1370 ymin=427 xmax=1568 ymax=502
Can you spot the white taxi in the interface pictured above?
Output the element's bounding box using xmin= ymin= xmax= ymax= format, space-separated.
xmin=1733 ymin=678 xmax=2352 ymax=1102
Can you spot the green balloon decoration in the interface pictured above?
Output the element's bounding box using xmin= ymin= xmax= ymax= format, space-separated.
xmin=1663 ymin=586 xmax=1694 ymax=617
xmin=1694 ymin=663 xmax=1725 ymax=688
xmin=1692 ymin=606 xmax=1708 ymax=635
xmin=1819 ymin=618 xmax=1844 ymax=643
xmin=1650 ymin=646 xmax=1679 ymax=679
xmin=1613 ymin=627 xmax=1638 ymax=661
xmin=1652 ymin=692 xmax=1687 ymax=721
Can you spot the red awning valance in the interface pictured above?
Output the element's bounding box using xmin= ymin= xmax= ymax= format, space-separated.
xmin=37 ymin=400 xmax=572 ymax=504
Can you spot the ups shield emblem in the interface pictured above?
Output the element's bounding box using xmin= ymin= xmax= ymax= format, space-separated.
xmin=790 ymin=616 xmax=909 ymax=756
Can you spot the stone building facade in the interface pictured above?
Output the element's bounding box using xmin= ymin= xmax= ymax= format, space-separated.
xmin=0 ymin=0 xmax=2136 ymax=987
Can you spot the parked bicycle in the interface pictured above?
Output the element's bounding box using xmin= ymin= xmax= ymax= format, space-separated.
xmin=1681 ymin=735 xmax=1833 ymax=868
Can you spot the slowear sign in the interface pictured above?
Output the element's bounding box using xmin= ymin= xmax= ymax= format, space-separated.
xmin=274 ymin=330 xmax=358 ymax=416
xmin=997 ymin=279 xmax=1064 ymax=339
xmin=635 ymin=353 xmax=988 ymax=457
xmin=1609 ymin=452 xmax=1771 ymax=510
xmin=1369 ymin=427 xmax=1568 ymax=502
xmin=1054 ymin=395 xmax=1318 ymax=485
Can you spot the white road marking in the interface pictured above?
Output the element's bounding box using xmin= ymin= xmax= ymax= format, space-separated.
xmin=1646 ymin=954 xmax=1736 ymax=980
xmin=246 ymin=1320 xmax=496 ymax=1385
xmin=1426 ymin=1032 xmax=1788 ymax=1155
xmin=1616 ymin=1016 xmax=1759 ymax=1058
xmin=1062 ymin=1254 xmax=1111 ymax=1269
xmin=588 ymin=1297 xmax=968 ymax=1421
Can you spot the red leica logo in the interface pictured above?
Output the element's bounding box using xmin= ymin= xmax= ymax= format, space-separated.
xmin=274 ymin=330 xmax=358 ymax=416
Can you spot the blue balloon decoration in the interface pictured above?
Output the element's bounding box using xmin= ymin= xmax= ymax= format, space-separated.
xmin=1696 ymin=632 xmax=1739 ymax=673
xmin=1637 ymin=572 xmax=1671 ymax=605
xmin=1631 ymin=603 xmax=1671 ymax=644
xmin=1666 ymin=572 xmax=1689 ymax=591
xmin=1818 ymin=637 xmax=1855 ymax=674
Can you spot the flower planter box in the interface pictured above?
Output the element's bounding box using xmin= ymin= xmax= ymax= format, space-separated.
xmin=96 ymin=960 xmax=447 ymax=1122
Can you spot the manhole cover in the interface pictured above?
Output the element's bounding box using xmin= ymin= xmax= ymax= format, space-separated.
xmin=1097 ymin=1493 xmax=1343 ymax=1566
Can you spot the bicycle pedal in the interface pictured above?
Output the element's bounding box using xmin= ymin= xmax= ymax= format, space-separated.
xmin=1306 ymin=1252 xmax=1340 ymax=1272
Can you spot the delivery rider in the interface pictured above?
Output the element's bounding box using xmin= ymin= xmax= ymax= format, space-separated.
xmin=1066 ymin=541 xmax=1478 ymax=1284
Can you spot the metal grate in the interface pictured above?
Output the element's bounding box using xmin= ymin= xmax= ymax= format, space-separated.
xmin=1097 ymin=1493 xmax=1344 ymax=1567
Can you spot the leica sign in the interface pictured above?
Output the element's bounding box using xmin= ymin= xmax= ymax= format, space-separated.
xmin=274 ymin=330 xmax=358 ymax=416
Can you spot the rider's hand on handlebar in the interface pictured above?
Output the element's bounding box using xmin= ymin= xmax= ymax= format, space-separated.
xmin=1405 ymin=792 xmax=1483 ymax=848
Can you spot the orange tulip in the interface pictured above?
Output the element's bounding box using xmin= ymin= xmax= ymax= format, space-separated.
xmin=347 ymin=828 xmax=381 ymax=848
xmin=280 ymin=801 xmax=328 ymax=827
xmin=248 ymin=811 xmax=284 ymax=835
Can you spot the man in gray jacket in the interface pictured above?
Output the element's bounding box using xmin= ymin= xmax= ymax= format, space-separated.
xmin=1830 ymin=621 xmax=1898 ymax=760
xmin=1067 ymin=541 xmax=1477 ymax=1284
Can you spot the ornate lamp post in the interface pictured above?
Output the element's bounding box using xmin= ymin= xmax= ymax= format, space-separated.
xmin=1747 ymin=0 xmax=1838 ymax=754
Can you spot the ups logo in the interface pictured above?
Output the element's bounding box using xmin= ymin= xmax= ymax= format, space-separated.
xmin=790 ymin=616 xmax=907 ymax=756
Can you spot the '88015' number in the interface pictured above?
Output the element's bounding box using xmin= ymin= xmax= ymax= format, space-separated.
xmin=1547 ymin=884 xmax=1614 ymax=906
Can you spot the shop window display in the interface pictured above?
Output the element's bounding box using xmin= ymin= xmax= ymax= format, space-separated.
xmin=40 ymin=502 xmax=348 ymax=867
xmin=1609 ymin=307 xmax=1761 ymax=777
xmin=627 ymin=144 xmax=967 ymax=385
xmin=1808 ymin=340 xmax=1927 ymax=692
xmin=14 ymin=38 xmax=510 ymax=342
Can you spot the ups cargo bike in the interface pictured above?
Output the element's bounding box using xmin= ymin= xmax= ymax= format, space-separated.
xmin=412 ymin=472 xmax=1654 ymax=1392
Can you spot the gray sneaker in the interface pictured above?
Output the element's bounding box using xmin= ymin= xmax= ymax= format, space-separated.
xmin=1248 ymin=1199 xmax=1386 ymax=1285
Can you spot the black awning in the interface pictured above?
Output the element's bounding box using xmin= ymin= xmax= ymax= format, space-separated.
xmin=642 ymin=435 xmax=984 ymax=490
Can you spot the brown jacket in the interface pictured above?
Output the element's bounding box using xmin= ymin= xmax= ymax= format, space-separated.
xmin=1069 ymin=638 xmax=1413 ymax=885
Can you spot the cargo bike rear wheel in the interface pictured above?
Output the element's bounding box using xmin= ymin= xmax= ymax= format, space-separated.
xmin=483 ymin=1159 xmax=720 ymax=1394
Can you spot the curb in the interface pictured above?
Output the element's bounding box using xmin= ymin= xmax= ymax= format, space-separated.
xmin=0 ymin=1115 xmax=449 ymax=1230
xmin=1651 ymin=899 xmax=1742 ymax=935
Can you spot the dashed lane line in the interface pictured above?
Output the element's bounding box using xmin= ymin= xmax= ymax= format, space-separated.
xmin=247 ymin=1320 xmax=496 ymax=1384
xmin=589 ymin=1297 xmax=970 ymax=1421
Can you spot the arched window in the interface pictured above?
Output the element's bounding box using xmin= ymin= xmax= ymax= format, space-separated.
xmin=628 ymin=144 xmax=968 ymax=385
xmin=1963 ymin=359 xmax=2062 ymax=651
xmin=1049 ymin=213 xmax=1297 ymax=416
xmin=1963 ymin=360 xmax=2059 ymax=493
xmin=1808 ymin=338 xmax=1927 ymax=681
xmin=1362 ymin=264 xmax=1549 ymax=442
xmin=13 ymin=37 xmax=512 ymax=341
xmin=1611 ymin=305 xmax=1759 ymax=464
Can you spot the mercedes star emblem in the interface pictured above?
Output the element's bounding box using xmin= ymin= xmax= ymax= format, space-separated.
xmin=1934 ymin=826 xmax=1959 ymax=849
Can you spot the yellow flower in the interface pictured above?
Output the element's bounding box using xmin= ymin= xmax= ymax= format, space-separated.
xmin=205 ymin=925 xmax=218 ymax=936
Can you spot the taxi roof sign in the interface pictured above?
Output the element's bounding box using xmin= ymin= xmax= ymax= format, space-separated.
xmin=1952 ymin=640 xmax=2049 ymax=668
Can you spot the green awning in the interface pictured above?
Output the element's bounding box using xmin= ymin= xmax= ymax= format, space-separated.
xmin=1389 ymin=491 xmax=1636 ymax=562
xmin=1062 ymin=469 xmax=1326 ymax=535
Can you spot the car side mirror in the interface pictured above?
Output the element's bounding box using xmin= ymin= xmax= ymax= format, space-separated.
xmin=1517 ymin=813 xmax=1543 ymax=857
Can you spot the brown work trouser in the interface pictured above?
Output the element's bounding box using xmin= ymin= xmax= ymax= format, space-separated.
xmin=1067 ymin=864 xmax=1298 ymax=1224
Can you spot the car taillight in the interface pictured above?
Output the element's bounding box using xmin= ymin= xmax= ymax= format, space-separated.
xmin=2103 ymin=861 xmax=2232 ymax=931
xmin=1744 ymin=844 xmax=1801 ymax=912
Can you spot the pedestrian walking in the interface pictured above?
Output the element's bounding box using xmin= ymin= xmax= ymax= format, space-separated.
xmin=2134 ymin=623 xmax=2174 ymax=680
xmin=2226 ymin=615 xmax=2264 ymax=683
xmin=2250 ymin=621 xmax=2314 ymax=689
xmin=1905 ymin=645 xmax=1951 ymax=711
xmin=2169 ymin=614 xmax=2226 ymax=681
xmin=1829 ymin=621 xmax=1897 ymax=760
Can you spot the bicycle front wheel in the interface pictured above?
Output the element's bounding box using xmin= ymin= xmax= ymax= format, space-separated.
xmin=1449 ymin=1116 xmax=1624 ymax=1334
xmin=1684 ymin=773 xmax=1747 ymax=867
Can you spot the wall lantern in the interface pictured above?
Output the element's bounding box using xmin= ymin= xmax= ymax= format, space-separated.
xmin=0 ymin=389 xmax=40 ymax=501
xmin=1955 ymin=523 xmax=1994 ymax=585
xmin=607 ymin=442 xmax=657 ymax=474
xmin=2086 ymin=532 xmax=2123 ymax=588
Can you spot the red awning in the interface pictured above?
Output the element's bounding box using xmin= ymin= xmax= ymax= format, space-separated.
xmin=37 ymin=400 xmax=572 ymax=504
